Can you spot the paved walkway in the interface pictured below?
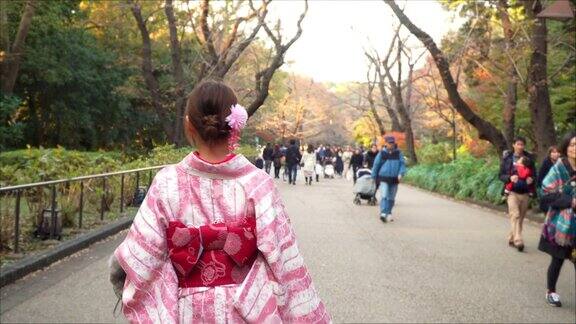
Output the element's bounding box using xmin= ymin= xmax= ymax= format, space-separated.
xmin=1 ymin=177 xmax=574 ymax=323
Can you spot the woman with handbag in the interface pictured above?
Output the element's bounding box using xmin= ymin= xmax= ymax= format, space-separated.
xmin=538 ymin=131 xmax=576 ymax=307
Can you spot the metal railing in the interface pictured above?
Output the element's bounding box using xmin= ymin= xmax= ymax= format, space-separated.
xmin=0 ymin=165 xmax=168 ymax=253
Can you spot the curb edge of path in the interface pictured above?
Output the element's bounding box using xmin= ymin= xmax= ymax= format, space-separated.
xmin=0 ymin=216 xmax=133 ymax=288
xmin=403 ymin=184 xmax=545 ymax=224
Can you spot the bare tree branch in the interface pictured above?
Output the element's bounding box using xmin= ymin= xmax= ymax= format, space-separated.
xmin=247 ymin=0 xmax=308 ymax=116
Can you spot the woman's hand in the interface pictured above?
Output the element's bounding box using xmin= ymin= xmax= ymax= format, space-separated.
xmin=510 ymin=175 xmax=519 ymax=183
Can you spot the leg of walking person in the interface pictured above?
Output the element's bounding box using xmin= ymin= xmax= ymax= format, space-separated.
xmin=291 ymin=165 xmax=298 ymax=185
xmin=507 ymin=193 xmax=521 ymax=247
xmin=274 ymin=165 xmax=280 ymax=178
xmin=265 ymin=160 xmax=271 ymax=174
xmin=386 ymin=183 xmax=399 ymax=220
xmin=379 ymin=182 xmax=390 ymax=220
xmin=516 ymin=193 xmax=529 ymax=246
xmin=545 ymin=256 xmax=568 ymax=307
xmin=287 ymin=165 xmax=293 ymax=184
xmin=547 ymin=256 xmax=565 ymax=293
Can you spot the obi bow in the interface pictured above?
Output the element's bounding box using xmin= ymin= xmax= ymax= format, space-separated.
xmin=166 ymin=218 xmax=257 ymax=277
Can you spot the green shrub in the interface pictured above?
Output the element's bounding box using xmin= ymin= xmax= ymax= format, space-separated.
xmin=416 ymin=142 xmax=454 ymax=164
xmin=0 ymin=144 xmax=260 ymax=257
xmin=405 ymin=154 xmax=504 ymax=205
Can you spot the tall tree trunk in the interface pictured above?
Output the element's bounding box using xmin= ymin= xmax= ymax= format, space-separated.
xmin=165 ymin=0 xmax=187 ymax=147
xmin=1 ymin=0 xmax=36 ymax=95
xmin=130 ymin=2 xmax=174 ymax=142
xmin=385 ymin=0 xmax=508 ymax=154
xmin=524 ymin=0 xmax=557 ymax=160
xmin=498 ymin=0 xmax=518 ymax=148
xmin=366 ymin=89 xmax=386 ymax=135
xmin=28 ymin=91 xmax=39 ymax=146
xmin=376 ymin=77 xmax=403 ymax=132
xmin=387 ymin=38 xmax=417 ymax=164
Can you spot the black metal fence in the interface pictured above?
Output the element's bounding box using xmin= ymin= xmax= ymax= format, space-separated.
xmin=0 ymin=165 xmax=167 ymax=254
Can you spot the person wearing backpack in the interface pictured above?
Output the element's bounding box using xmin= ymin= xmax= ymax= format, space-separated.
xmin=371 ymin=136 xmax=406 ymax=223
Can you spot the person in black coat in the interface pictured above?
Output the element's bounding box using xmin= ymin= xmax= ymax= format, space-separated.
xmin=498 ymin=136 xmax=537 ymax=252
xmin=350 ymin=148 xmax=364 ymax=184
xmin=364 ymin=144 xmax=379 ymax=169
xmin=335 ymin=148 xmax=344 ymax=176
xmin=285 ymin=139 xmax=302 ymax=185
xmin=271 ymin=144 xmax=283 ymax=179
xmin=537 ymin=146 xmax=561 ymax=191
xmin=262 ymin=143 xmax=274 ymax=174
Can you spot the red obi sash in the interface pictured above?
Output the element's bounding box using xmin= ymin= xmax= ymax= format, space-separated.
xmin=166 ymin=217 xmax=257 ymax=288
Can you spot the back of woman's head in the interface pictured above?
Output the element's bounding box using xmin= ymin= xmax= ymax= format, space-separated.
xmin=185 ymin=81 xmax=238 ymax=144
xmin=307 ymin=144 xmax=314 ymax=153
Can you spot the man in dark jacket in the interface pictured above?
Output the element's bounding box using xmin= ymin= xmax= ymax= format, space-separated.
xmin=285 ymin=139 xmax=302 ymax=185
xmin=262 ymin=143 xmax=274 ymax=174
xmin=365 ymin=144 xmax=379 ymax=169
xmin=350 ymin=148 xmax=364 ymax=184
xmin=498 ymin=136 xmax=537 ymax=252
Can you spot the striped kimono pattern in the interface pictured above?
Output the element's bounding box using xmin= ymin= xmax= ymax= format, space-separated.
xmin=113 ymin=152 xmax=330 ymax=323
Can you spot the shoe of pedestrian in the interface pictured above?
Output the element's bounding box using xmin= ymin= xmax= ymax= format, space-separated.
xmin=380 ymin=214 xmax=388 ymax=223
xmin=546 ymin=292 xmax=562 ymax=307
xmin=516 ymin=244 xmax=524 ymax=252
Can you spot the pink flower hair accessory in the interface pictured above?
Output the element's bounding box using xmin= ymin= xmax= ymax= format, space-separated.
xmin=225 ymin=104 xmax=248 ymax=150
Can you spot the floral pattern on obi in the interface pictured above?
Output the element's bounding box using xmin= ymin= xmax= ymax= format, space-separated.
xmin=166 ymin=217 xmax=257 ymax=287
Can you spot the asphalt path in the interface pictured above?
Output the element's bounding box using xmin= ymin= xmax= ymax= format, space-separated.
xmin=1 ymin=177 xmax=574 ymax=323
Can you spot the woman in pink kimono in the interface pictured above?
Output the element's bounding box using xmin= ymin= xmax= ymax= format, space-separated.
xmin=109 ymin=81 xmax=330 ymax=323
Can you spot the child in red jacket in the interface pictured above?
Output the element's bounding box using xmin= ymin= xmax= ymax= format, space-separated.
xmin=505 ymin=156 xmax=535 ymax=197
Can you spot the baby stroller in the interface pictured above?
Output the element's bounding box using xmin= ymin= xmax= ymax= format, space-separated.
xmin=324 ymin=164 xmax=335 ymax=178
xmin=353 ymin=170 xmax=377 ymax=205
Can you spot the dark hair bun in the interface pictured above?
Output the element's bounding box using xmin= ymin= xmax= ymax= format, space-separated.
xmin=201 ymin=114 xmax=229 ymax=140
xmin=185 ymin=81 xmax=238 ymax=144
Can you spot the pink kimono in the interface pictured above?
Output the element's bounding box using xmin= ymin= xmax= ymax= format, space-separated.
xmin=113 ymin=152 xmax=330 ymax=323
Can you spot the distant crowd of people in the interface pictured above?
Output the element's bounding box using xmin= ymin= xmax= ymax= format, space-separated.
xmin=254 ymin=137 xmax=406 ymax=224
xmin=254 ymin=141 xmax=395 ymax=184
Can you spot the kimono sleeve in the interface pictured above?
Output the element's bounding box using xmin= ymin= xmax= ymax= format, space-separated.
xmin=113 ymin=169 xmax=179 ymax=324
xmin=253 ymin=178 xmax=330 ymax=323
